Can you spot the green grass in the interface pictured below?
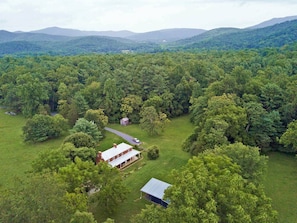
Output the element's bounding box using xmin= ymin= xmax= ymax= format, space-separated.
xmin=263 ymin=152 xmax=297 ymax=223
xmin=92 ymin=116 xmax=194 ymax=222
xmin=0 ymin=109 xmax=65 ymax=188
xmin=2 ymin=110 xmax=297 ymax=223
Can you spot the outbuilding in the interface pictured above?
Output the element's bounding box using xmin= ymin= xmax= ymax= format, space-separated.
xmin=140 ymin=178 xmax=171 ymax=208
xmin=120 ymin=117 xmax=129 ymax=126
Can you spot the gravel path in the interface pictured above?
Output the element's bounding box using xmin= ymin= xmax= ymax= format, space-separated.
xmin=104 ymin=127 xmax=141 ymax=145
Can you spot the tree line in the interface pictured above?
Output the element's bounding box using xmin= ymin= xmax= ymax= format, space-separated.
xmin=1 ymin=46 xmax=297 ymax=152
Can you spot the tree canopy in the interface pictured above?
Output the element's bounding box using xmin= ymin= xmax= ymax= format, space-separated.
xmin=132 ymin=148 xmax=277 ymax=223
xmin=71 ymin=118 xmax=103 ymax=142
xmin=0 ymin=48 xmax=296 ymax=153
xmin=22 ymin=114 xmax=68 ymax=142
xmin=0 ymin=173 xmax=91 ymax=223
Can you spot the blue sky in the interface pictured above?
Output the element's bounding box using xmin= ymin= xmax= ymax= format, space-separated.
xmin=0 ymin=0 xmax=296 ymax=32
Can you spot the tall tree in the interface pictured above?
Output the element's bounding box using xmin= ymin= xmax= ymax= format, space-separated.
xmin=61 ymin=143 xmax=97 ymax=163
xmin=184 ymin=94 xmax=247 ymax=154
xmin=82 ymin=81 xmax=102 ymax=109
xmin=23 ymin=114 xmax=68 ymax=142
xmin=31 ymin=149 xmax=71 ymax=173
xmin=58 ymin=157 xmax=101 ymax=193
xmin=63 ymin=132 xmax=96 ymax=149
xmin=16 ymin=73 xmax=50 ymax=117
xmin=73 ymin=92 xmax=89 ymax=117
xmin=244 ymin=101 xmax=277 ymax=149
xmin=71 ymin=118 xmax=103 ymax=142
xmin=120 ymin=94 xmax=142 ymax=122
xmin=205 ymin=94 xmax=247 ymax=142
xmin=0 ymin=173 xmax=86 ymax=223
xmin=279 ymin=120 xmax=297 ymax=153
xmin=172 ymin=76 xmax=193 ymax=116
xmin=103 ymin=78 xmax=122 ymax=122
xmin=140 ymin=106 xmax=170 ymax=136
xmin=260 ymin=83 xmax=283 ymax=112
xmin=132 ymin=153 xmax=277 ymax=223
xmin=208 ymin=142 xmax=268 ymax=184
xmin=84 ymin=109 xmax=108 ymax=131
xmin=70 ymin=211 xmax=98 ymax=223
xmin=91 ymin=162 xmax=128 ymax=214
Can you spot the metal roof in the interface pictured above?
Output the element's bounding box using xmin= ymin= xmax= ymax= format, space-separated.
xmin=101 ymin=142 xmax=132 ymax=160
xmin=140 ymin=178 xmax=171 ymax=200
xmin=108 ymin=149 xmax=140 ymax=167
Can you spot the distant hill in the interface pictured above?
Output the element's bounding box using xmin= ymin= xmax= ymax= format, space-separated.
xmin=31 ymin=27 xmax=206 ymax=43
xmin=126 ymin=28 xmax=206 ymax=43
xmin=0 ymin=30 xmax=71 ymax=43
xmin=0 ymin=41 xmax=43 ymax=55
xmin=177 ymin=19 xmax=297 ymax=51
xmin=0 ymin=30 xmax=18 ymax=42
xmin=1 ymin=16 xmax=297 ymax=56
xmin=31 ymin=27 xmax=135 ymax=38
xmin=248 ymin=15 xmax=297 ymax=29
xmin=0 ymin=31 xmax=159 ymax=56
xmin=174 ymin=28 xmax=240 ymax=46
xmin=53 ymin=36 xmax=157 ymax=54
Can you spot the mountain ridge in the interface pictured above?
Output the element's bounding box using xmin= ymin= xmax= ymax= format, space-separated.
xmin=0 ymin=15 xmax=296 ymax=56
xmin=5 ymin=15 xmax=296 ymax=43
xmin=176 ymin=19 xmax=297 ymax=51
xmin=30 ymin=26 xmax=135 ymax=38
xmin=247 ymin=15 xmax=297 ymax=29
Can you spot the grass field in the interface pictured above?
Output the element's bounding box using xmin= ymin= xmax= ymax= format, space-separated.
xmin=0 ymin=110 xmax=65 ymax=188
xmin=1 ymin=109 xmax=297 ymax=223
xmin=93 ymin=116 xmax=193 ymax=222
xmin=263 ymin=152 xmax=297 ymax=223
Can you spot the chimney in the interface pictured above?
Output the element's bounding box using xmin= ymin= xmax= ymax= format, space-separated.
xmin=96 ymin=151 xmax=102 ymax=164
xmin=113 ymin=143 xmax=117 ymax=148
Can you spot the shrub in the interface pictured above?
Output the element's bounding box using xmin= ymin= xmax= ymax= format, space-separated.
xmin=63 ymin=132 xmax=96 ymax=148
xmin=147 ymin=146 xmax=159 ymax=160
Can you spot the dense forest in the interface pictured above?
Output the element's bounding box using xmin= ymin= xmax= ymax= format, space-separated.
xmin=1 ymin=42 xmax=297 ymax=222
xmin=1 ymin=45 xmax=297 ymax=153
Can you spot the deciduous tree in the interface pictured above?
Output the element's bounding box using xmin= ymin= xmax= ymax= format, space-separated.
xmin=140 ymin=106 xmax=170 ymax=136
xmin=63 ymin=132 xmax=96 ymax=148
xmin=0 ymin=173 xmax=86 ymax=223
xmin=58 ymin=157 xmax=101 ymax=193
xmin=91 ymin=162 xmax=128 ymax=214
xmin=16 ymin=73 xmax=50 ymax=117
xmin=209 ymin=142 xmax=268 ymax=184
xmin=23 ymin=114 xmax=68 ymax=142
xmin=31 ymin=148 xmax=71 ymax=173
xmin=84 ymin=109 xmax=108 ymax=130
xmin=279 ymin=120 xmax=297 ymax=153
xmin=120 ymin=94 xmax=142 ymax=122
xmin=61 ymin=142 xmax=97 ymax=163
xmin=132 ymin=153 xmax=277 ymax=223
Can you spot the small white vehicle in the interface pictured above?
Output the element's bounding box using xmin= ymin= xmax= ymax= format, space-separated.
xmin=133 ymin=138 xmax=140 ymax=143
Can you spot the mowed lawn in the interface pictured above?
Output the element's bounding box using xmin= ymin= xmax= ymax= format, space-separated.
xmin=92 ymin=116 xmax=194 ymax=222
xmin=0 ymin=109 xmax=64 ymax=188
xmin=1 ymin=109 xmax=297 ymax=223
xmin=263 ymin=152 xmax=297 ymax=223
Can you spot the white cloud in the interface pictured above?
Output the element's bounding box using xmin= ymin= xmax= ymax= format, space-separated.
xmin=0 ymin=0 xmax=296 ymax=32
